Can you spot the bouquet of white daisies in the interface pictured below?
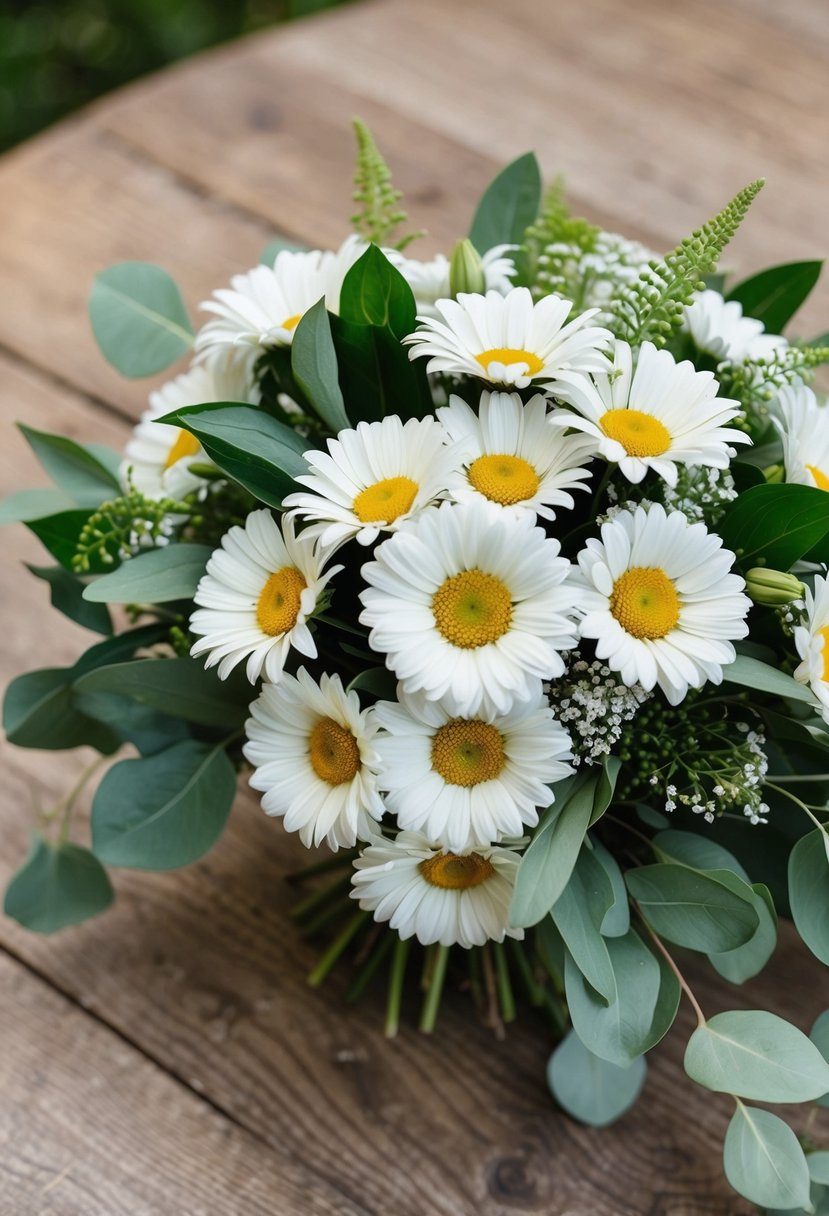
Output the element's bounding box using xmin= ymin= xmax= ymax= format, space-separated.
xmin=5 ymin=122 xmax=829 ymax=1211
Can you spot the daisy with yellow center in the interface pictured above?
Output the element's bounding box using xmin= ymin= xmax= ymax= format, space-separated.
xmin=189 ymin=509 xmax=342 ymax=684
xmin=774 ymin=384 xmax=829 ymax=493
xmin=550 ymin=339 xmax=749 ymax=486
xmin=437 ymin=391 xmax=597 ymax=520
xmin=350 ymin=830 xmax=525 ymax=949
xmin=576 ymin=503 xmax=750 ymax=705
xmin=793 ymin=574 xmax=829 ymax=724
xmin=284 ymin=415 xmax=460 ymax=549
xmin=403 ymin=286 xmax=611 ymax=390
xmin=243 ymin=668 xmax=384 ymax=850
xmin=359 ymin=499 xmax=581 ymax=718
xmin=374 ymin=687 xmax=572 ymax=851
xmin=120 ymin=356 xmax=258 ymax=500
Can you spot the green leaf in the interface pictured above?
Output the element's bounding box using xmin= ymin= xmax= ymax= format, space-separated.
xmin=727 ymin=261 xmax=823 ymax=333
xmin=723 ymin=654 xmax=817 ymax=705
xmin=552 ymin=848 xmax=616 ymax=1002
xmin=652 ymin=829 xmax=750 ymax=882
xmin=469 ymin=153 xmax=542 ymax=254
xmin=26 ymin=564 xmax=112 ymax=635
xmin=723 ymin=1105 xmax=811 ymax=1211
xmin=0 ymin=487 xmax=76 ymax=525
xmin=592 ymin=840 xmax=630 ymax=937
xmin=290 ymin=299 xmax=350 ymax=433
xmin=89 ymin=261 xmax=194 ymax=378
xmin=708 ymin=879 xmax=777 ymax=984
xmin=346 ymin=667 xmax=398 ymax=700
xmin=719 ymin=483 xmax=829 ymax=572
xmin=18 ymin=425 xmax=120 ymax=507
xmin=547 ymin=1029 xmax=646 ymax=1128
xmin=589 ymin=755 xmax=621 ymax=826
xmin=339 ymin=245 xmax=417 ymax=339
xmin=4 ymin=667 xmax=121 ymax=753
xmin=158 ymin=403 xmax=309 ymax=507
xmin=330 ymin=313 xmax=433 ymax=423
xmin=83 ymin=544 xmax=213 ymax=604
xmin=810 ymin=1010 xmax=829 ymax=1108
xmin=260 ymin=238 xmax=305 ymax=264
xmin=809 ymin=1154 xmax=829 ymax=1187
xmin=789 ymin=829 xmax=829 ymax=965
xmin=509 ymin=773 xmax=597 ymax=928
xmin=91 ymin=740 xmax=236 ymax=870
xmin=26 ymin=509 xmax=96 ymax=571
xmin=73 ymin=658 xmax=250 ymax=730
xmin=685 ymin=1010 xmax=829 ymax=1102
xmin=4 ymin=836 xmax=113 ymax=933
xmin=625 ymin=863 xmax=759 ymax=953
xmin=565 ymin=928 xmax=680 ymax=1066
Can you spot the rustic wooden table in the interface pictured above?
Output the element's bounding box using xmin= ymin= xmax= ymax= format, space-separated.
xmin=2 ymin=1 xmax=829 ymax=1212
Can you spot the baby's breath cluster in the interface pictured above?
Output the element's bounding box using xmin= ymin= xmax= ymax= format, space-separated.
xmin=545 ymin=657 xmax=650 ymax=766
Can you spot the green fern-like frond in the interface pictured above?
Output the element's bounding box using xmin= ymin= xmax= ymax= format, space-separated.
xmin=523 ymin=178 xmax=600 ymax=300
xmin=610 ymin=180 xmax=765 ymax=347
xmin=350 ymin=118 xmax=421 ymax=250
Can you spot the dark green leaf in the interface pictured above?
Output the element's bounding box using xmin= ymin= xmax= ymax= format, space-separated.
xmin=83 ymin=543 xmax=213 ymax=604
xmin=469 ymin=153 xmax=542 ymax=254
xmin=789 ymin=829 xmax=829 ymax=965
xmin=339 ymin=245 xmax=417 ymax=339
xmin=26 ymin=509 xmax=96 ymax=571
xmin=547 ymin=1028 xmax=646 ymax=1128
xmin=719 ymin=483 xmax=829 ymax=572
xmin=346 ymin=667 xmax=398 ymax=700
xmin=74 ymin=657 xmax=250 ymax=730
xmin=727 ymin=261 xmax=823 ymax=332
xmin=625 ymin=863 xmax=759 ymax=953
xmin=18 ymin=425 xmax=120 ymax=507
xmin=89 ymin=261 xmax=194 ymax=377
xmin=4 ymin=667 xmax=121 ymax=753
xmin=4 ymin=836 xmax=113 ymax=933
xmin=330 ymin=313 xmax=433 ymax=423
xmin=290 ymin=300 xmax=350 ymax=432
xmin=26 ymin=564 xmax=112 ymax=635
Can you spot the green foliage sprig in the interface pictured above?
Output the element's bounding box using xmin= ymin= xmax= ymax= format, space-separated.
xmin=350 ymin=118 xmax=421 ymax=250
xmin=721 ymin=342 xmax=829 ymax=414
xmin=72 ymin=489 xmax=191 ymax=573
xmin=523 ymin=177 xmax=599 ymax=301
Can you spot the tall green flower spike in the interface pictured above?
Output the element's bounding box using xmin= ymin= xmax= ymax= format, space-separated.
xmin=350 ymin=118 xmax=421 ymax=250
xmin=522 ymin=176 xmax=600 ymax=301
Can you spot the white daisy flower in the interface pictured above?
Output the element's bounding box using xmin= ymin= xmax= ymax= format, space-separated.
xmin=374 ymin=686 xmax=572 ymax=851
xmin=195 ymin=236 xmax=364 ymax=359
xmin=683 ymin=289 xmax=787 ymax=363
xmin=283 ymin=415 xmax=459 ymax=548
xmin=243 ymin=667 xmax=385 ymax=850
xmin=774 ymin=384 xmax=829 ymax=491
xmin=121 ymin=357 xmax=257 ymax=500
xmin=350 ymin=830 xmax=524 ymax=949
xmin=383 ymin=245 xmax=516 ymax=318
xmin=359 ymin=499 xmax=580 ymax=717
xmin=794 ymin=575 xmax=829 ymax=723
xmin=576 ymin=503 xmax=751 ymax=705
xmin=403 ymin=286 xmax=611 ymax=390
xmin=550 ymin=339 xmax=749 ymax=487
xmin=189 ymin=509 xmax=341 ymax=684
xmin=437 ymin=391 xmax=596 ymax=519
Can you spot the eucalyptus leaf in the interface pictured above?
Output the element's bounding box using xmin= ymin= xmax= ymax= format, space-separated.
xmin=708 ymin=879 xmax=777 ymax=984
xmin=546 ymin=1029 xmax=646 ymax=1128
xmin=509 ymin=773 xmax=596 ymax=928
xmin=260 ymin=238 xmax=306 ymax=264
xmin=722 ymin=654 xmax=817 ymax=705
xmin=652 ymin=829 xmax=750 ymax=882
xmin=684 ymin=1010 xmax=829 ymax=1102
xmin=4 ymin=667 xmax=121 ymax=753
xmin=73 ymin=657 xmax=250 ymax=730
xmin=18 ymin=425 xmax=120 ymax=507
xmin=469 ymin=152 xmax=541 ymax=254
xmin=89 ymin=261 xmax=194 ymax=377
xmin=625 ymin=863 xmax=759 ymax=953
xmin=4 ymin=836 xmax=113 ymax=933
xmin=727 ymin=260 xmax=823 ymax=332
xmin=723 ymin=1105 xmax=811 ymax=1211
xmin=552 ymin=848 xmax=616 ymax=1003
xmin=26 ymin=564 xmax=112 ymax=635
xmin=810 ymin=1009 xmax=829 ymax=1107
xmin=789 ymin=829 xmax=829 ymax=965
xmin=0 ymin=487 xmax=76 ymax=525
xmin=592 ymin=840 xmax=630 ymax=938
xmin=809 ymin=1154 xmax=829 ymax=1187
xmin=291 ymin=300 xmax=350 ymax=432
xmin=719 ymin=483 xmax=829 ymax=572
xmin=83 ymin=544 xmax=213 ymax=604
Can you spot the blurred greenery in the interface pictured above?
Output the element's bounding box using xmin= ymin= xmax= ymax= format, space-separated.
xmin=0 ymin=0 xmax=344 ymax=152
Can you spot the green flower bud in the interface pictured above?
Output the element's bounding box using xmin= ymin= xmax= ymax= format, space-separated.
xmin=763 ymin=463 xmax=785 ymax=484
xmin=745 ymin=567 xmax=804 ymax=606
xmin=449 ymin=239 xmax=486 ymax=297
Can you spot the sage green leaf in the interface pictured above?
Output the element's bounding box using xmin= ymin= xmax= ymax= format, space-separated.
xmin=92 ymin=740 xmax=236 ymax=869
xmin=720 ymin=483 xmax=829 ymax=572
xmin=0 ymin=487 xmax=75 ymax=525
xmin=4 ymin=667 xmax=121 ymax=753
xmin=727 ymin=260 xmax=823 ymax=332
xmin=4 ymin=836 xmax=114 ymax=933
xmin=547 ymin=1028 xmax=646 ymax=1128
xmin=89 ymin=261 xmax=194 ymax=377
xmin=470 ymin=152 xmax=542 ymax=254
xmin=723 ymin=654 xmax=817 ymax=705
xmin=18 ymin=425 xmax=120 ymax=507
xmin=588 ymin=755 xmax=621 ymax=826
xmin=26 ymin=564 xmax=113 ymax=635
xmin=809 ymin=1155 xmax=829 ymax=1186
xmin=260 ymin=238 xmax=305 ymax=264
xmin=158 ymin=403 xmax=309 ymax=507
xmin=685 ymin=1010 xmax=829 ymax=1102
xmin=73 ymin=657 xmax=250 ymax=730
xmin=291 ymin=299 xmax=350 ymax=432
xmin=810 ymin=1010 xmax=829 ymax=1108
xmin=723 ymin=1105 xmax=811 ymax=1210
xmin=789 ymin=829 xmax=829 ymax=965
xmin=652 ymin=829 xmax=750 ymax=882
xmin=768 ymin=1183 xmax=829 ymax=1216
xmin=552 ymin=848 xmax=616 ymax=1002
xmin=592 ymin=840 xmax=630 ymax=937
xmin=339 ymin=245 xmax=417 ymax=339
xmin=509 ymin=773 xmax=596 ymax=928
xmin=626 ymin=864 xmax=759 ymax=953
xmin=708 ymin=879 xmax=777 ymax=984
xmin=83 ymin=543 xmax=213 ymax=604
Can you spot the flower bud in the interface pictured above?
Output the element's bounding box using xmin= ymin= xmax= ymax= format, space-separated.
xmin=745 ymin=567 xmax=804 ymax=606
xmin=449 ymin=239 xmax=486 ymax=297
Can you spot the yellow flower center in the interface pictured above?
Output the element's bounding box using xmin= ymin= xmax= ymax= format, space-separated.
xmin=807 ymin=465 xmax=829 ymax=491
xmin=820 ymin=626 xmax=829 ymax=682
xmin=467 ymin=453 xmax=540 ymax=505
xmin=164 ymin=428 xmax=201 ymax=471
xmin=600 ymin=409 xmax=671 ymax=458
xmin=475 ymin=348 xmax=544 ymax=376
xmin=432 ymin=569 xmax=513 ymax=648
xmin=352 ymin=476 xmax=419 ymax=524
xmin=419 ymin=852 xmax=497 ymax=890
xmin=255 ymin=566 xmax=307 ymax=636
xmin=308 ymin=716 xmax=360 ymax=785
xmin=610 ymin=567 xmax=680 ymax=639
xmin=282 ymin=314 xmax=302 ymax=332
xmin=431 ymin=719 xmax=505 ymax=786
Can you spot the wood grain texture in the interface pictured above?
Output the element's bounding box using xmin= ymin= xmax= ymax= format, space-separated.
xmin=1 ymin=1 xmax=829 ymax=1212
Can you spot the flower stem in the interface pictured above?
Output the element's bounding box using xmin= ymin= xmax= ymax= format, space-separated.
xmin=286 ymin=849 xmax=357 ymax=884
xmin=306 ymin=910 xmax=369 ymax=988
xmin=419 ymin=944 xmax=450 ymax=1034
xmin=41 ymin=754 xmax=109 ymax=845
xmin=766 ymin=782 xmax=829 ymax=836
xmin=290 ymin=873 xmax=353 ymax=922
xmin=492 ymin=942 xmax=516 ymax=1024
xmin=385 ymin=936 xmax=411 ymax=1038
xmin=346 ymin=930 xmax=394 ymax=1004
xmin=639 ymin=913 xmax=706 ymax=1028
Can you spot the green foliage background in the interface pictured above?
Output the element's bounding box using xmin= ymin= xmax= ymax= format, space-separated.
xmin=0 ymin=0 xmax=344 ymax=153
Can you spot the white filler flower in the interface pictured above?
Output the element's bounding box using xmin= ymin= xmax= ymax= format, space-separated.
xmin=244 ymin=667 xmax=384 ymax=850
xmin=404 ymin=286 xmax=611 ymax=389
xmin=284 ymin=415 xmax=459 ymax=548
xmin=384 ymin=245 xmax=515 ymax=317
xmin=551 ymin=339 xmax=748 ymax=486
xmin=794 ymin=574 xmax=829 ymax=723
xmin=683 ymin=289 xmax=787 ymax=363
xmin=775 ymin=384 xmax=829 ymax=491
xmin=576 ymin=503 xmax=750 ymax=705
xmin=121 ymin=357 xmax=256 ymax=500
xmin=437 ymin=391 xmax=596 ymax=519
xmin=360 ymin=499 xmax=580 ymax=717
xmin=374 ymin=687 xmax=572 ymax=850
xmin=350 ymin=830 xmax=524 ymax=949
xmin=190 ymin=509 xmax=341 ymax=684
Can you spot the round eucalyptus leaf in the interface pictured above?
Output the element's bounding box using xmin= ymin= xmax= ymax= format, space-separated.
xmin=789 ymin=829 xmax=829 ymax=965
xmin=723 ymin=1105 xmax=811 ymax=1210
xmin=685 ymin=1010 xmax=829 ymax=1102
xmin=4 ymin=835 xmax=113 ymax=933
xmin=547 ymin=1029 xmax=646 ymax=1128
xmin=89 ymin=262 xmax=194 ymax=378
